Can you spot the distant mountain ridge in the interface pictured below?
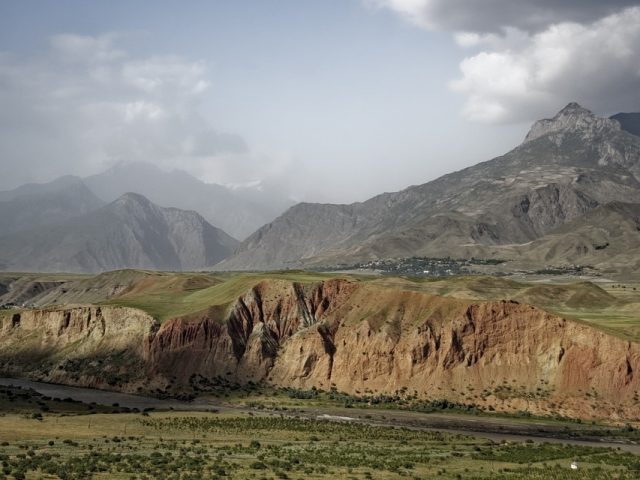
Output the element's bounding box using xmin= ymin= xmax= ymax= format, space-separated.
xmin=83 ymin=162 xmax=293 ymax=240
xmin=219 ymin=103 xmax=640 ymax=271
xmin=0 ymin=176 xmax=105 ymax=236
xmin=0 ymin=192 xmax=238 ymax=273
xmin=611 ymin=112 xmax=640 ymax=137
xmin=0 ymin=162 xmax=293 ymax=241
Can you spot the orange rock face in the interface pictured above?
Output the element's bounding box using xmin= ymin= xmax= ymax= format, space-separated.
xmin=1 ymin=279 xmax=639 ymax=420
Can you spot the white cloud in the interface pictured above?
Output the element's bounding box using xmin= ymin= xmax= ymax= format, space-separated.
xmin=368 ymin=1 xmax=640 ymax=123
xmin=450 ymin=7 xmax=640 ymax=122
xmin=453 ymin=32 xmax=484 ymax=48
xmin=0 ymin=33 xmax=257 ymax=189
xmin=123 ymin=101 xmax=166 ymax=122
xmin=368 ymin=0 xmax=639 ymax=34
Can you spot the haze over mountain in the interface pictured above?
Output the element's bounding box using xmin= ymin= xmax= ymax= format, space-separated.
xmin=220 ymin=103 xmax=640 ymax=271
xmin=0 ymin=193 xmax=238 ymax=273
xmin=82 ymin=162 xmax=293 ymax=240
xmin=3 ymin=104 xmax=640 ymax=275
xmin=0 ymin=176 xmax=105 ymax=236
xmin=0 ymin=161 xmax=293 ymax=242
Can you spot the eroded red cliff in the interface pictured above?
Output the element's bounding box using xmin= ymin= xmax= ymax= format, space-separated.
xmin=1 ymin=279 xmax=638 ymax=420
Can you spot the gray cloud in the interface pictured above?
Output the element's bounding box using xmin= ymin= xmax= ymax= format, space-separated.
xmin=0 ymin=34 xmax=260 ymax=190
xmin=450 ymin=7 xmax=640 ymax=123
xmin=370 ymin=0 xmax=640 ymax=34
xmin=370 ymin=1 xmax=640 ymax=123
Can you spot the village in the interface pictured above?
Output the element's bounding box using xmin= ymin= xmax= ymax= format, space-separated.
xmin=322 ymin=256 xmax=505 ymax=276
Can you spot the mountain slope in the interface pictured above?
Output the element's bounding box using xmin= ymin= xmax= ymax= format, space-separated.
xmin=515 ymin=201 xmax=640 ymax=272
xmin=0 ymin=193 xmax=239 ymax=273
xmin=0 ymin=176 xmax=104 ymax=236
xmin=83 ymin=162 xmax=293 ymax=240
xmin=220 ymin=103 xmax=640 ymax=270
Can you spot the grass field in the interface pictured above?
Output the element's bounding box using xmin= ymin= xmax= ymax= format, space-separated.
xmin=371 ymin=275 xmax=640 ymax=341
xmin=0 ymin=407 xmax=639 ymax=480
xmin=0 ymin=385 xmax=639 ymax=479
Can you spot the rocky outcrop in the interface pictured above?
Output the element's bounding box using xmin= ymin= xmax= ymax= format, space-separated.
xmin=524 ymin=102 xmax=621 ymax=143
xmin=509 ymin=183 xmax=599 ymax=238
xmin=144 ymin=279 xmax=358 ymax=383
xmin=0 ymin=306 xmax=156 ymax=390
xmin=1 ymin=279 xmax=639 ymax=420
xmin=272 ymin=296 xmax=640 ymax=419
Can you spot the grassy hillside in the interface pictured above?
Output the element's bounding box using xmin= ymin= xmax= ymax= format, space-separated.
xmin=367 ymin=275 xmax=640 ymax=340
xmin=105 ymin=271 xmax=344 ymax=322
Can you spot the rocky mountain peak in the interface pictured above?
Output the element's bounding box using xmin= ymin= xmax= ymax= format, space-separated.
xmin=523 ymin=102 xmax=620 ymax=144
xmin=558 ymin=101 xmax=592 ymax=116
xmin=107 ymin=193 xmax=161 ymax=222
xmin=112 ymin=192 xmax=153 ymax=208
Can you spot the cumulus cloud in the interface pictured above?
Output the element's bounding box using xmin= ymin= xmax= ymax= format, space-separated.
xmin=369 ymin=1 xmax=640 ymax=123
xmin=0 ymin=33 xmax=259 ymax=189
xmin=450 ymin=7 xmax=640 ymax=122
xmin=368 ymin=0 xmax=639 ymax=34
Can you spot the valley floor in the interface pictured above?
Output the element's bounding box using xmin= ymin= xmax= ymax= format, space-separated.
xmin=0 ymin=379 xmax=639 ymax=479
xmin=2 ymin=270 xmax=640 ymax=478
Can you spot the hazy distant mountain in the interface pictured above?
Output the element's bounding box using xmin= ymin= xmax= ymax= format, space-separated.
xmin=611 ymin=112 xmax=640 ymax=137
xmin=220 ymin=103 xmax=640 ymax=270
xmin=83 ymin=162 xmax=293 ymax=240
xmin=0 ymin=193 xmax=238 ymax=273
xmin=0 ymin=176 xmax=104 ymax=236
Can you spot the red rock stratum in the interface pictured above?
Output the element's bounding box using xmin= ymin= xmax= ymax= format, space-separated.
xmin=1 ymin=278 xmax=638 ymax=420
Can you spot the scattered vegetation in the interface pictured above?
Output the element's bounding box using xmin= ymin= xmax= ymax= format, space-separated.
xmin=0 ymin=408 xmax=637 ymax=480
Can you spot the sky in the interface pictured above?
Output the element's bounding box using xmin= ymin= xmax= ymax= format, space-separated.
xmin=1 ymin=0 xmax=640 ymax=203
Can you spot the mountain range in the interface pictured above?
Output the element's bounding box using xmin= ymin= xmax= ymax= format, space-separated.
xmin=82 ymin=162 xmax=293 ymax=240
xmin=0 ymin=162 xmax=292 ymax=241
xmin=218 ymin=103 xmax=640 ymax=274
xmin=1 ymin=102 xmax=640 ymax=275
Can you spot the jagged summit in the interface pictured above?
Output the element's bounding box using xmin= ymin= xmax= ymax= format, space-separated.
xmin=523 ymin=102 xmax=620 ymax=143
xmin=558 ymin=102 xmax=592 ymax=115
